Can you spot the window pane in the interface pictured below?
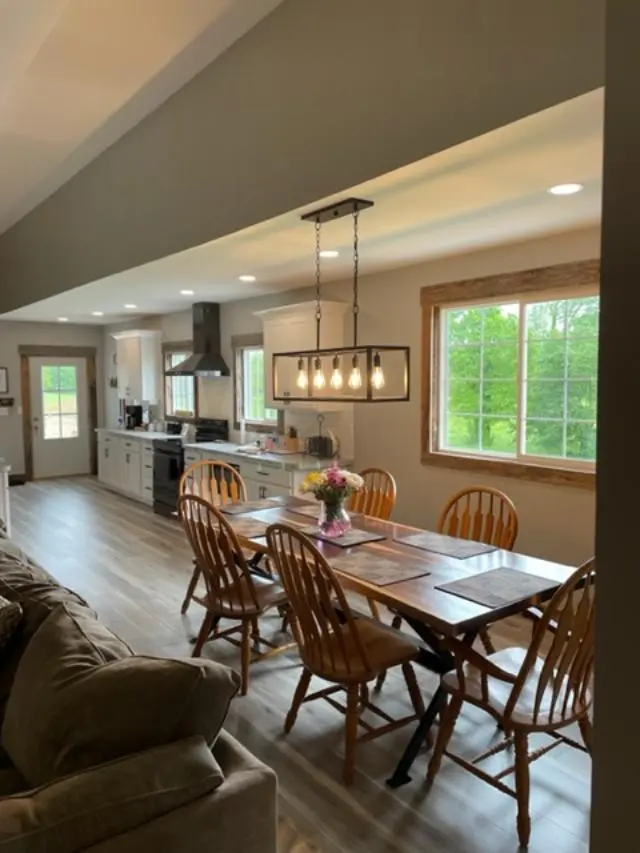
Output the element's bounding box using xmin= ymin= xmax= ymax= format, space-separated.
xmin=58 ymin=366 xmax=77 ymax=391
xmin=527 ymin=339 xmax=566 ymax=380
xmin=59 ymin=391 xmax=78 ymax=414
xmin=43 ymin=415 xmax=61 ymax=440
xmin=481 ymin=417 xmax=517 ymax=454
xmin=42 ymin=366 xmax=59 ymax=391
xmin=526 ymin=380 xmax=565 ymax=419
xmin=447 ymin=379 xmax=480 ymax=414
xmin=526 ymin=300 xmax=567 ymax=338
xmin=61 ymin=414 xmax=79 ymax=438
xmin=482 ymin=344 xmax=518 ymax=379
xmin=482 ymin=381 xmax=517 ymax=416
xmin=483 ymin=304 xmax=519 ymax=342
xmin=240 ymin=348 xmax=276 ymax=424
xmin=444 ymin=415 xmax=480 ymax=451
xmin=566 ymin=422 xmax=597 ymax=460
xmin=566 ymin=296 xmax=599 ymax=336
xmin=446 ymin=308 xmax=482 ymax=345
xmin=447 ymin=345 xmax=481 ymax=379
xmin=42 ymin=391 xmax=60 ymax=415
xmin=567 ymin=380 xmax=597 ymax=421
xmin=567 ymin=338 xmax=598 ymax=379
xmin=525 ymin=420 xmax=564 ymax=457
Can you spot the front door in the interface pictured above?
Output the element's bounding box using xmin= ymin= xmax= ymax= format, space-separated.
xmin=29 ymin=357 xmax=91 ymax=479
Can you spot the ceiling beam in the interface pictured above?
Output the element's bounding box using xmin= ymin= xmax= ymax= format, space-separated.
xmin=0 ymin=0 xmax=604 ymax=314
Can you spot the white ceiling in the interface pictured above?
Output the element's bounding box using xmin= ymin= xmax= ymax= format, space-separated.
xmin=0 ymin=0 xmax=284 ymax=234
xmin=2 ymin=88 xmax=603 ymax=326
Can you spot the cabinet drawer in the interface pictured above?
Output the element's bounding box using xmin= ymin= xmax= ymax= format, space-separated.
xmin=121 ymin=439 xmax=141 ymax=454
xmin=184 ymin=450 xmax=202 ymax=467
xmin=240 ymin=460 xmax=292 ymax=490
xmin=142 ymin=442 xmax=154 ymax=456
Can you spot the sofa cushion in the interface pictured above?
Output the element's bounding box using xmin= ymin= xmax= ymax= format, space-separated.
xmin=2 ymin=603 xmax=240 ymax=786
xmin=0 ymin=736 xmax=224 ymax=853
xmin=0 ymin=596 xmax=22 ymax=651
xmin=0 ymin=541 xmax=93 ymax=726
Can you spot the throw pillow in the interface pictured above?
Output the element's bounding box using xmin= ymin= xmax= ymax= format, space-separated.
xmin=1 ymin=602 xmax=240 ymax=786
xmin=0 ymin=596 xmax=22 ymax=651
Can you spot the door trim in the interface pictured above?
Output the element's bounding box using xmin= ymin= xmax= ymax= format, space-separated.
xmin=19 ymin=346 xmax=98 ymax=481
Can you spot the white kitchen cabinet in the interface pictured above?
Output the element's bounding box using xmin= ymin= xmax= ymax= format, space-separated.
xmin=120 ymin=438 xmax=142 ymax=498
xmin=98 ymin=434 xmax=118 ymax=488
xmin=255 ymin=301 xmax=349 ymax=410
xmin=112 ymin=330 xmax=161 ymax=403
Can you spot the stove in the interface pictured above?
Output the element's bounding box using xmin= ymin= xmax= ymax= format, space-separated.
xmin=153 ymin=418 xmax=229 ymax=516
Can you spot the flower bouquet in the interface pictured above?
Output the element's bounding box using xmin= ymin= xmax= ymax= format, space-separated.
xmin=299 ymin=464 xmax=364 ymax=537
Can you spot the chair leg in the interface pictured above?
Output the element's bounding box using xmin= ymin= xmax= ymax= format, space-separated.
xmin=374 ymin=669 xmax=388 ymax=692
xmin=514 ymin=731 xmax=531 ymax=849
xmin=479 ymin=627 xmax=496 ymax=655
xmin=367 ymin=598 xmax=381 ymax=621
xmin=391 ymin=613 xmax=402 ymax=630
xmin=240 ymin=619 xmax=252 ymax=696
xmin=427 ymin=692 xmax=463 ymax=784
xmin=192 ymin=610 xmax=215 ymax=657
xmin=344 ymin=684 xmax=360 ymax=786
xmin=401 ymin=662 xmax=425 ymax=717
xmin=284 ymin=668 xmax=312 ymax=733
xmin=181 ymin=562 xmax=201 ymax=614
xmin=578 ymin=714 xmax=593 ymax=754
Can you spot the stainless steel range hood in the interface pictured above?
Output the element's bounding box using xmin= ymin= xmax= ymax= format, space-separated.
xmin=165 ymin=302 xmax=230 ymax=377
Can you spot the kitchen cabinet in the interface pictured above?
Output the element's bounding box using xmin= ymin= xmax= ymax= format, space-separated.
xmin=98 ymin=432 xmax=144 ymax=499
xmin=112 ymin=330 xmax=161 ymax=403
xmin=255 ymin=301 xmax=349 ymax=410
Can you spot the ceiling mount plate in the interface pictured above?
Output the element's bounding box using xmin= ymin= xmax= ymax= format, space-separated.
xmin=301 ymin=197 xmax=374 ymax=224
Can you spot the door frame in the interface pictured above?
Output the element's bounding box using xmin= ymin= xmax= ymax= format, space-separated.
xmin=19 ymin=346 xmax=98 ymax=481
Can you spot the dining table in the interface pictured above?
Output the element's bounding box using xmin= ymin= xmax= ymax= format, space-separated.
xmin=222 ymin=495 xmax=577 ymax=788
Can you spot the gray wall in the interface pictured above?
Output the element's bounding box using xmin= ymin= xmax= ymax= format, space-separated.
xmin=0 ymin=0 xmax=604 ymax=313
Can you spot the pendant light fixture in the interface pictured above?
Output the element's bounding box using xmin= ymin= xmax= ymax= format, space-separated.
xmin=271 ymin=197 xmax=410 ymax=403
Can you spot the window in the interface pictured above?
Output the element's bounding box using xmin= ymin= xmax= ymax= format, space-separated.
xmin=235 ymin=345 xmax=278 ymax=428
xmin=164 ymin=352 xmax=196 ymax=417
xmin=422 ymin=260 xmax=599 ymax=486
xmin=42 ymin=365 xmax=79 ymax=439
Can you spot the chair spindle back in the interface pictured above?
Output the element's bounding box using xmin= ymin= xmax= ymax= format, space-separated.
xmin=438 ymin=486 xmax=518 ymax=549
xmin=180 ymin=460 xmax=247 ymax=506
xmin=349 ymin=468 xmax=397 ymax=520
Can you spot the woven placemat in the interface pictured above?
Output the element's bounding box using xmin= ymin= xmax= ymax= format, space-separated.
xmin=298 ymin=525 xmax=386 ymax=549
xmin=220 ymin=498 xmax=284 ymax=515
xmin=330 ymin=553 xmax=430 ymax=586
xmin=436 ymin=566 xmax=559 ymax=608
xmin=396 ymin=531 xmax=497 ymax=559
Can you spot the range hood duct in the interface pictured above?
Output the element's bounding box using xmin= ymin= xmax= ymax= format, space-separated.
xmin=165 ymin=302 xmax=230 ymax=377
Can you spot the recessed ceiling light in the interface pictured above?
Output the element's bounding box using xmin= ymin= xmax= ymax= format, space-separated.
xmin=124 ymin=304 xmax=137 ymax=309
xmin=57 ymin=317 xmax=69 ymax=322
xmin=547 ymin=183 xmax=584 ymax=196
xmin=91 ymin=311 xmax=104 ymax=317
xmin=319 ymin=250 xmax=339 ymax=258
xmin=180 ymin=289 xmax=194 ymax=296
xmin=238 ymin=275 xmax=256 ymax=282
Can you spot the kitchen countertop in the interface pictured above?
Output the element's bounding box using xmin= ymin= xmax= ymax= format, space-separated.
xmin=96 ymin=428 xmax=178 ymax=441
xmin=183 ymin=440 xmax=348 ymax=472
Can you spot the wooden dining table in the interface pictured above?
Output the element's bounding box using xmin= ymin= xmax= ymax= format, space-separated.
xmin=224 ymin=496 xmax=576 ymax=787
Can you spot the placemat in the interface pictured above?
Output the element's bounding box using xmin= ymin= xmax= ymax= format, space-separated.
xmin=396 ymin=531 xmax=497 ymax=559
xmin=226 ymin=518 xmax=269 ymax=539
xmin=330 ymin=553 xmax=430 ymax=586
xmin=220 ymin=498 xmax=284 ymax=515
xmin=288 ymin=503 xmax=361 ymax=521
xmin=298 ymin=525 xmax=386 ymax=549
xmin=436 ymin=566 xmax=559 ymax=609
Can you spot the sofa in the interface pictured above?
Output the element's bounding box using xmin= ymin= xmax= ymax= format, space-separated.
xmin=0 ymin=533 xmax=277 ymax=853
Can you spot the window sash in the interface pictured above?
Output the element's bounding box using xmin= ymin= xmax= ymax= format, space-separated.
xmin=237 ymin=346 xmax=277 ymax=426
xmin=437 ymin=287 xmax=598 ymax=471
xmin=165 ymin=352 xmax=195 ymax=417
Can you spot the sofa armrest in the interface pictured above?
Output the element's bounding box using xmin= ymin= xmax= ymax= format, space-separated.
xmin=84 ymin=730 xmax=278 ymax=853
xmin=0 ymin=736 xmax=222 ymax=853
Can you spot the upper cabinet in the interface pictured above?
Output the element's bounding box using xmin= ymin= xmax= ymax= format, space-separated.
xmin=256 ymin=301 xmax=349 ymax=410
xmin=112 ymin=330 xmax=161 ymax=402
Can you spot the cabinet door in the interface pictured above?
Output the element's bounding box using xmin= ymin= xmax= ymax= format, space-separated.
xmin=124 ymin=449 xmax=142 ymax=497
xmin=244 ymin=479 xmax=262 ymax=501
xmin=98 ymin=438 xmax=111 ymax=484
xmin=260 ymin=482 xmax=291 ymax=500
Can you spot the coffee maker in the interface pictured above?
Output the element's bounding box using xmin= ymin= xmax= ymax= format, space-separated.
xmin=124 ymin=404 xmax=143 ymax=430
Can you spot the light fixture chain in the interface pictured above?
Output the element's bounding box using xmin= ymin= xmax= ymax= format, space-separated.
xmin=352 ymin=207 xmax=360 ymax=347
xmin=315 ymin=219 xmax=322 ymax=351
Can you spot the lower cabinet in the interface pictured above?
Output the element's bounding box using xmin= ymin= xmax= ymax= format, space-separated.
xmin=97 ymin=434 xmax=143 ymax=501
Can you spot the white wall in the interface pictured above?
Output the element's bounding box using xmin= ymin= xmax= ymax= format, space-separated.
xmin=0 ymin=321 xmax=104 ymax=474
xmin=104 ymin=226 xmax=599 ymax=565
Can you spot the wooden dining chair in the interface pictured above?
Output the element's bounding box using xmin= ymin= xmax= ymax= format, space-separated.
xmin=266 ymin=522 xmax=425 ymax=785
xmin=178 ymin=494 xmax=292 ymax=695
xmin=349 ymin=468 xmax=397 ymax=520
xmin=348 ymin=468 xmax=397 ymax=621
xmin=180 ymin=460 xmax=248 ymax=614
xmin=427 ymin=558 xmax=595 ymax=849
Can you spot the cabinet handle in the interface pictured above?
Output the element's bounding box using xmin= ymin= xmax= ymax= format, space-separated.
xmin=144 ymin=464 xmax=152 ymax=469
xmin=126 ymin=453 xmax=130 ymax=464
xmin=257 ymin=470 xmax=270 ymax=477
xmin=105 ymin=449 xmax=109 ymax=459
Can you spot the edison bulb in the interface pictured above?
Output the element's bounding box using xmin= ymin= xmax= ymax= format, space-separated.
xmin=312 ymin=357 xmax=326 ymax=390
xmin=296 ymin=358 xmax=309 ymax=390
xmin=330 ymin=355 xmax=343 ymax=390
xmin=371 ymin=352 xmax=385 ymax=390
xmin=348 ymin=355 xmax=362 ymax=390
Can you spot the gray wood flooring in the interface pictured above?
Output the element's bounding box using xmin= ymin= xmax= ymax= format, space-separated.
xmin=9 ymin=478 xmax=591 ymax=853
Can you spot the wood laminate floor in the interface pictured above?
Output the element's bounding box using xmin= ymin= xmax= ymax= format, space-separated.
xmin=9 ymin=478 xmax=592 ymax=853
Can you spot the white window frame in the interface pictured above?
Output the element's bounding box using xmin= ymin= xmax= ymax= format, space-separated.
xmin=234 ymin=343 xmax=279 ymax=430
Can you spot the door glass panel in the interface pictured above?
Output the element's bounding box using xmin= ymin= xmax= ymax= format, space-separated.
xmin=41 ymin=365 xmax=79 ymax=441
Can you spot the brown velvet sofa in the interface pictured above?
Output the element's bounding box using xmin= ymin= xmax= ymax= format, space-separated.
xmin=0 ymin=534 xmax=277 ymax=853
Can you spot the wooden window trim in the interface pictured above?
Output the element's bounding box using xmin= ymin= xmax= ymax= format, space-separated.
xmin=232 ymin=334 xmax=284 ymax=433
xmin=162 ymin=340 xmax=199 ymax=421
xmin=421 ymin=259 xmax=600 ymax=490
